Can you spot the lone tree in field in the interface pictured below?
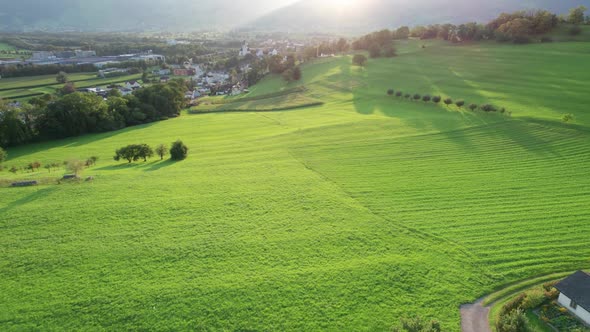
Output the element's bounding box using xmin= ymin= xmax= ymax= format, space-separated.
xmin=156 ymin=144 xmax=169 ymax=160
xmin=170 ymin=140 xmax=189 ymax=161
xmin=456 ymin=100 xmax=465 ymax=108
xmin=0 ymin=147 xmax=6 ymax=165
xmin=387 ymin=89 xmax=394 ymax=96
xmin=56 ymin=71 xmax=68 ymax=84
xmin=114 ymin=145 xmax=142 ymax=163
xmin=138 ymin=144 xmax=154 ymax=162
xmin=396 ymin=91 xmax=403 ymax=97
xmin=444 ymin=98 xmax=453 ymax=107
xmin=86 ymin=156 xmax=99 ymax=167
xmin=469 ymin=103 xmax=478 ymax=111
xmin=67 ymin=159 xmax=85 ymax=176
xmin=413 ymin=94 xmax=421 ymax=101
xmin=422 ymin=95 xmax=431 ymax=103
xmin=28 ymin=161 xmax=41 ymax=172
xmin=432 ymin=96 xmax=441 ymax=104
xmin=352 ymin=54 xmax=368 ymax=67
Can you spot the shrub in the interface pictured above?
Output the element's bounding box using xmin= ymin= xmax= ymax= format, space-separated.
xmin=422 ymin=95 xmax=431 ymax=102
xmin=67 ymin=159 xmax=85 ymax=176
xmin=481 ymin=104 xmax=497 ymax=112
xmin=404 ymin=93 xmax=411 ymax=99
xmin=499 ymin=293 xmax=526 ymax=318
xmin=387 ymin=89 xmax=395 ymax=96
xmin=455 ymin=100 xmax=465 ymax=108
xmin=432 ymin=96 xmax=441 ymax=104
xmin=569 ymin=26 xmax=582 ymax=36
xmin=496 ymin=309 xmax=530 ymax=332
xmin=522 ymin=289 xmax=547 ymax=310
xmin=10 ymin=166 xmax=18 ymax=174
xmin=413 ymin=94 xmax=421 ymax=101
xmin=443 ymin=98 xmax=453 ymax=107
xmin=562 ymin=113 xmax=575 ymax=123
xmin=469 ymin=104 xmax=478 ymax=111
xmin=170 ymin=140 xmax=189 ymax=161
xmin=543 ymin=281 xmax=558 ymax=292
xmin=352 ymin=54 xmax=368 ymax=66
xmin=396 ymin=91 xmax=403 ymax=97
xmin=391 ymin=316 xmax=442 ymax=332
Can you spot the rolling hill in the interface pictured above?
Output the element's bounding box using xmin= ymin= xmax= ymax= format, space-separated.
xmin=246 ymin=0 xmax=590 ymax=33
xmin=1 ymin=39 xmax=590 ymax=330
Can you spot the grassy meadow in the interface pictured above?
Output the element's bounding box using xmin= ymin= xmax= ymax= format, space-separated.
xmin=1 ymin=40 xmax=590 ymax=331
xmin=0 ymin=73 xmax=142 ymax=100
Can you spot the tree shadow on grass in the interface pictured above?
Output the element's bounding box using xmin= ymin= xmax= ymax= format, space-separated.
xmin=95 ymin=163 xmax=139 ymax=171
xmin=0 ymin=186 xmax=57 ymax=215
xmin=7 ymin=122 xmax=159 ymax=161
xmin=141 ymin=160 xmax=175 ymax=172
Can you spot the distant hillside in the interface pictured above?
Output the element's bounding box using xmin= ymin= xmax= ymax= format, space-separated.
xmin=0 ymin=0 xmax=295 ymax=32
xmin=246 ymin=0 xmax=590 ymax=33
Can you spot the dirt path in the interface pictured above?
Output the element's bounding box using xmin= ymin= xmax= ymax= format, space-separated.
xmin=460 ymin=298 xmax=491 ymax=332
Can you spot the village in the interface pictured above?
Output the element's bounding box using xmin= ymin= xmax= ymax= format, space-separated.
xmin=0 ymin=37 xmax=314 ymax=104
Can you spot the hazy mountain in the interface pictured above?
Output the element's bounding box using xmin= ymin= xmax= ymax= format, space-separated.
xmin=0 ymin=0 xmax=297 ymax=32
xmin=246 ymin=0 xmax=590 ymax=33
xmin=0 ymin=0 xmax=587 ymax=33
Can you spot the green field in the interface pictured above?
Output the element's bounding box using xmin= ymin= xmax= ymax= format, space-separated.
xmin=0 ymin=42 xmax=16 ymax=51
xmin=0 ymin=73 xmax=142 ymax=100
xmin=1 ymin=40 xmax=590 ymax=331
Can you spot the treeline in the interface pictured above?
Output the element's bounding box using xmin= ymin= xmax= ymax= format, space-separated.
xmin=0 ymin=80 xmax=186 ymax=147
xmin=353 ymin=6 xmax=587 ymax=46
xmin=352 ymin=30 xmax=397 ymax=58
xmin=0 ymin=60 xmax=152 ymax=79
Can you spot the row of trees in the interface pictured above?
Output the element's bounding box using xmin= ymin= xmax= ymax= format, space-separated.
xmin=386 ymin=89 xmax=510 ymax=114
xmin=114 ymin=140 xmax=188 ymax=163
xmin=1 ymin=156 xmax=98 ymax=176
xmin=0 ymin=80 xmax=187 ymax=147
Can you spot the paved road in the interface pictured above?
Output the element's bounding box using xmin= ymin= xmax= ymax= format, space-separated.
xmin=460 ymin=298 xmax=491 ymax=332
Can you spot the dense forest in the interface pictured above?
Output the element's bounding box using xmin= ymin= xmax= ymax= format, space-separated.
xmin=0 ymin=80 xmax=187 ymax=147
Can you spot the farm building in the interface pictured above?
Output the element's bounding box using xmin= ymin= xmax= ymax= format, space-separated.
xmin=554 ymin=271 xmax=590 ymax=325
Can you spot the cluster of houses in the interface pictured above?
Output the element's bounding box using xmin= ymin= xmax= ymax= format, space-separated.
xmin=77 ymin=81 xmax=143 ymax=98
xmin=238 ymin=42 xmax=280 ymax=58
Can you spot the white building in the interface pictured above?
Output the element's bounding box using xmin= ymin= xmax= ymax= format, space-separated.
xmin=555 ymin=271 xmax=590 ymax=325
xmin=270 ymin=49 xmax=279 ymax=56
xmin=239 ymin=41 xmax=250 ymax=57
xmin=125 ymin=81 xmax=142 ymax=90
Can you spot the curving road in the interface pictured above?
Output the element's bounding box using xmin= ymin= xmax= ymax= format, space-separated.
xmin=460 ymin=298 xmax=491 ymax=332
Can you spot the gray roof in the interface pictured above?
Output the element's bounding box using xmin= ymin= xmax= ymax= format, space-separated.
xmin=555 ymin=271 xmax=590 ymax=312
